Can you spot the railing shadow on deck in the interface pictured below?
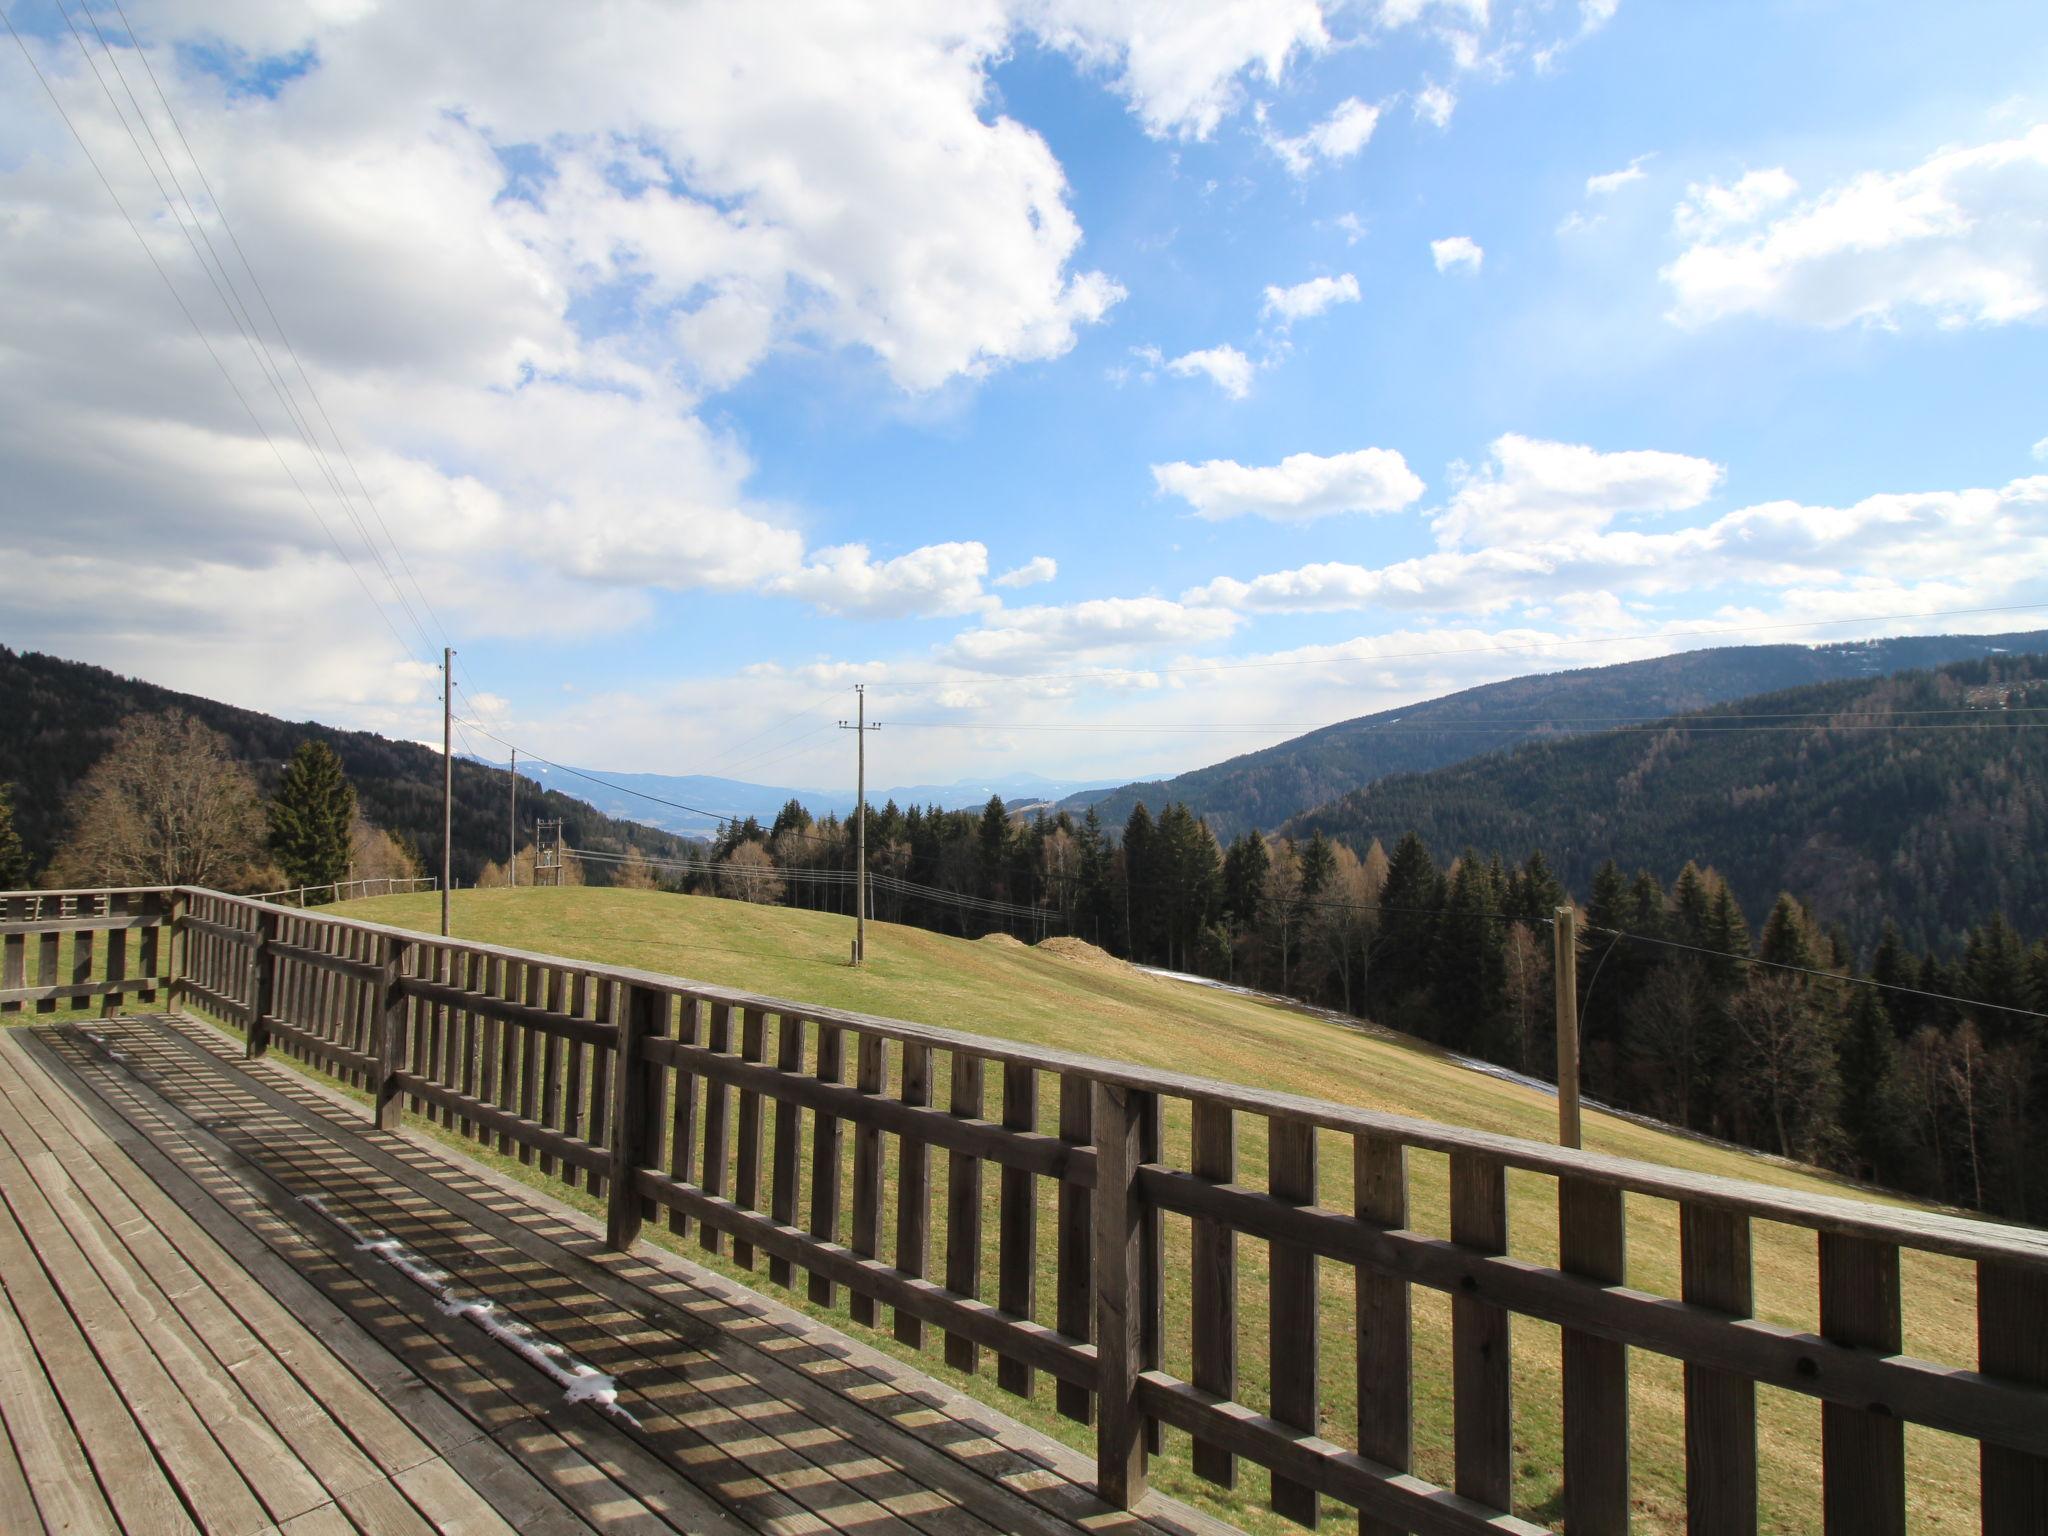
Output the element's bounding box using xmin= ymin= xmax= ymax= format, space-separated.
xmin=5 ymin=884 xmax=2046 ymax=1536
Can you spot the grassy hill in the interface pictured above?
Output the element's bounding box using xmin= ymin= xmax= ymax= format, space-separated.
xmin=0 ymin=647 xmax=698 ymax=883
xmin=1282 ymin=652 xmax=2048 ymax=954
xmin=1059 ymin=631 xmax=2048 ymax=842
xmin=337 ymin=884 xmax=1998 ymax=1534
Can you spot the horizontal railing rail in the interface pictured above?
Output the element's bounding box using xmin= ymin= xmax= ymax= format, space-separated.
xmin=254 ymin=875 xmax=439 ymax=907
xmin=9 ymin=883 xmax=2047 ymax=1535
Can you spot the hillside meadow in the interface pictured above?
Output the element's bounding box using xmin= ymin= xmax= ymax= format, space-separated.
xmin=252 ymin=885 xmax=2004 ymax=1534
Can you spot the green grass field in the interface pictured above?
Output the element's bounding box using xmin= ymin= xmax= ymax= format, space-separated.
xmin=238 ymin=889 xmax=2007 ymax=1530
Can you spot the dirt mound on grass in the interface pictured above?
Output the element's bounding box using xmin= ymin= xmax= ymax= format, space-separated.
xmin=977 ymin=932 xmax=1027 ymax=948
xmin=1034 ymin=936 xmax=1135 ymax=975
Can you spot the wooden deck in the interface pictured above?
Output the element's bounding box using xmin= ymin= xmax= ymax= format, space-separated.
xmin=0 ymin=1013 xmax=1233 ymax=1536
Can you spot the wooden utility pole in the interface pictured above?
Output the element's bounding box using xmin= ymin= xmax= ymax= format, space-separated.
xmin=1554 ymin=903 xmax=1581 ymax=1148
xmin=441 ymin=646 xmax=453 ymax=937
xmin=839 ymin=687 xmax=880 ymax=965
xmin=508 ymin=747 xmax=517 ymax=887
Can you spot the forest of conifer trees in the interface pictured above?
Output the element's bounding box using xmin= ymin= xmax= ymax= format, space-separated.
xmin=686 ymin=792 xmax=2048 ymax=1220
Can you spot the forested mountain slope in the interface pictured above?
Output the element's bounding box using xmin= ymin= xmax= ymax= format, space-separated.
xmin=1282 ymin=653 xmax=2048 ymax=953
xmin=1060 ymin=631 xmax=2048 ymax=840
xmin=0 ymin=648 xmax=696 ymax=884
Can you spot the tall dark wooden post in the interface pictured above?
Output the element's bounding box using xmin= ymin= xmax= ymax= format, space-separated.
xmin=375 ymin=935 xmax=413 ymax=1131
xmin=246 ymin=907 xmax=278 ymax=1058
xmin=1093 ymin=1078 xmax=1150 ymax=1507
xmin=607 ymin=984 xmax=666 ymax=1250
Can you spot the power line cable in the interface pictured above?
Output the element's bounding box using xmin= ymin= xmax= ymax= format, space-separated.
xmin=98 ymin=0 xmax=451 ymax=659
xmin=5 ymin=10 xmax=425 ymax=665
xmin=1581 ymin=923 xmax=2048 ymax=1022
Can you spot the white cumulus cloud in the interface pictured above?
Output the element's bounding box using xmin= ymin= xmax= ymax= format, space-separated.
xmin=1435 ymin=433 xmax=1723 ymax=546
xmin=1431 ymin=235 xmax=1484 ymax=273
xmin=1665 ymin=128 xmax=2048 ymax=329
xmin=1586 ymin=154 xmax=1652 ymax=195
xmin=1022 ymin=0 xmax=1334 ymax=140
xmin=1413 ymin=83 xmax=1457 ymax=128
xmin=1166 ymin=344 xmax=1257 ymax=399
xmin=1154 ymin=448 xmax=1425 ymax=522
xmin=1261 ymin=272 xmax=1362 ymax=323
xmin=946 ymin=596 xmax=1241 ymax=669
xmin=994 ymin=555 xmax=1059 ymax=589
xmin=1263 ymin=96 xmax=1382 ymax=176
xmin=770 ymin=541 xmax=994 ymax=619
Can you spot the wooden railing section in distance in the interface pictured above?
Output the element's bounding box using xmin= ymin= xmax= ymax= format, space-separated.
xmin=9 ymin=885 xmax=2048 ymax=1535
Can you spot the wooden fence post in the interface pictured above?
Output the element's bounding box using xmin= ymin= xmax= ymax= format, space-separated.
xmin=1554 ymin=903 xmax=1581 ymax=1150
xmin=607 ymin=983 xmax=662 ymax=1250
xmin=1093 ymin=1078 xmax=1150 ymax=1508
xmin=1979 ymin=1260 xmax=2048 ymax=1535
xmin=166 ymin=890 xmax=189 ymax=1011
xmin=246 ymin=907 xmax=278 ymax=1059
xmin=375 ymin=935 xmax=413 ymax=1131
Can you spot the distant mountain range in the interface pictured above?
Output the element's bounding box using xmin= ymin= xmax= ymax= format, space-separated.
xmin=472 ymin=764 xmax=1124 ymax=837
xmin=1055 ymin=631 xmax=2048 ymax=840
xmin=1281 ymin=650 xmax=2048 ymax=954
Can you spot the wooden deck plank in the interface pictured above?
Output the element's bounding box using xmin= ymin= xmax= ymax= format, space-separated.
xmin=0 ymin=1045 xmax=400 ymax=1508
xmin=16 ymin=1015 xmax=1233 ymax=1536
xmin=35 ymin=1025 xmax=824 ymax=1536
xmin=0 ymin=1153 xmax=196 ymax=1535
xmin=0 ymin=1059 xmax=339 ymax=1528
xmin=0 ymin=1097 xmax=280 ymax=1533
xmin=0 ymin=1265 xmax=123 ymax=1536
xmin=16 ymin=1036 xmax=663 ymax=1536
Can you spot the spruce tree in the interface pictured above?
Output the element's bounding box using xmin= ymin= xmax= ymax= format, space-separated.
xmin=269 ymin=740 xmax=357 ymax=895
xmin=1373 ymin=832 xmax=1442 ymax=1008
xmin=0 ymin=784 xmax=27 ymax=888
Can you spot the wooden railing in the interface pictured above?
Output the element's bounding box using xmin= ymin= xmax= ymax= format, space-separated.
xmin=254 ymin=874 xmax=439 ymax=907
xmin=8 ymin=884 xmax=2048 ymax=1534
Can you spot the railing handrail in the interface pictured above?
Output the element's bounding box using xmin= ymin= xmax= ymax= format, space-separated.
xmin=88 ymin=882 xmax=2042 ymax=1270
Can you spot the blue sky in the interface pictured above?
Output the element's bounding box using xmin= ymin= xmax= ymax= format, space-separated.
xmin=3 ymin=1 xmax=2046 ymax=792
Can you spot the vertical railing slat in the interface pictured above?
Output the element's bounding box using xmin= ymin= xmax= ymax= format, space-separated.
xmin=996 ymin=1061 xmax=1039 ymax=1398
xmin=100 ymin=894 xmax=127 ymax=1018
xmin=564 ymin=972 xmax=589 ymax=1184
xmin=586 ymin=978 xmax=613 ymax=1200
xmin=894 ymin=1040 xmax=933 ymax=1348
xmin=698 ymin=1002 xmax=733 ymax=1255
xmin=666 ymin=994 xmax=699 ymax=1235
xmin=1978 ymin=1260 xmax=2048 ymax=1535
xmin=944 ymin=1051 xmax=986 ymax=1373
xmin=1 ymin=896 xmax=25 ymax=1016
xmin=541 ymin=969 xmax=567 ymax=1178
xmin=1451 ymin=1152 xmax=1513 ymax=1517
xmin=1269 ymin=1116 xmax=1321 ymax=1528
xmin=1055 ymin=1072 xmax=1094 ymax=1425
xmin=1681 ymin=1202 xmax=1757 ymax=1535
xmin=1561 ymin=1175 xmax=1629 ymax=1535
xmin=1092 ymin=1080 xmax=1149 ymax=1508
xmin=807 ymin=1021 xmax=844 ymax=1307
xmin=1190 ymin=1099 xmax=1237 ymax=1488
xmin=1818 ymin=1232 xmax=1903 ymax=1535
xmin=516 ymin=961 xmax=543 ymax=1164
xmin=848 ymin=1032 xmax=886 ymax=1328
xmin=768 ymin=1014 xmax=806 ymax=1289
xmin=731 ymin=1007 xmax=767 ymax=1269
xmin=1355 ymin=1133 xmax=1410 ymax=1536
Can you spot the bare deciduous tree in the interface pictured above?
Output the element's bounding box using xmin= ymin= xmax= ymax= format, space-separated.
xmin=51 ymin=711 xmax=268 ymax=890
xmin=349 ymin=812 xmax=422 ymax=883
xmin=716 ymin=840 xmax=785 ymax=904
xmin=1727 ymin=972 xmax=1841 ymax=1162
xmin=615 ymin=847 xmax=660 ymax=890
